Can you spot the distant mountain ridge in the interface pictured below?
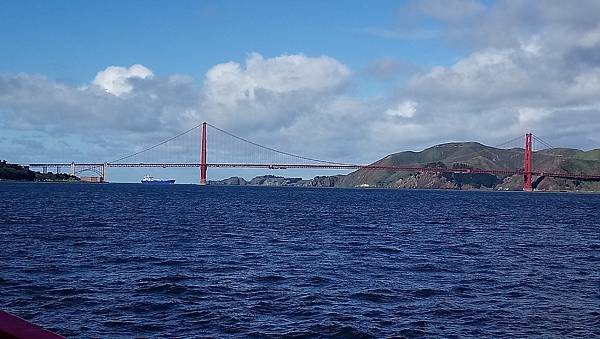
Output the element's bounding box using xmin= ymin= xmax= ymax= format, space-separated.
xmin=210 ymin=142 xmax=600 ymax=192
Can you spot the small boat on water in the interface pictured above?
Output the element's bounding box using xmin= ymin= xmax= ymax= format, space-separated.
xmin=141 ymin=175 xmax=175 ymax=184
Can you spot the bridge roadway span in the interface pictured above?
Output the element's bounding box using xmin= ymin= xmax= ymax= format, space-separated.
xmin=25 ymin=162 xmax=600 ymax=181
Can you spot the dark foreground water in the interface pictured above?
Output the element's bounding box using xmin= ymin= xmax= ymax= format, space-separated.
xmin=1 ymin=183 xmax=599 ymax=338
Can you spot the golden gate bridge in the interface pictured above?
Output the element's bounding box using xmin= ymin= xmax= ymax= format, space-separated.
xmin=25 ymin=122 xmax=600 ymax=191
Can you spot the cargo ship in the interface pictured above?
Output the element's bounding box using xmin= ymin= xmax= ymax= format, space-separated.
xmin=141 ymin=175 xmax=175 ymax=184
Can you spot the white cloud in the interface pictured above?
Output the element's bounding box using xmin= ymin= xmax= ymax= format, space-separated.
xmin=200 ymin=53 xmax=352 ymax=132
xmin=579 ymin=25 xmax=600 ymax=47
xmin=571 ymin=68 xmax=600 ymax=97
xmin=204 ymin=53 xmax=350 ymax=107
xmin=385 ymin=101 xmax=417 ymax=118
xmin=387 ymin=0 xmax=600 ymax=148
xmin=408 ymin=48 xmax=530 ymax=100
xmin=519 ymin=35 xmax=542 ymax=56
xmin=0 ymin=54 xmax=366 ymax=165
xmin=92 ymin=64 xmax=153 ymax=96
xmin=518 ymin=107 xmax=551 ymax=123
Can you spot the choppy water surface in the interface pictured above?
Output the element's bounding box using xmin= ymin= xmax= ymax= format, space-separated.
xmin=1 ymin=183 xmax=599 ymax=338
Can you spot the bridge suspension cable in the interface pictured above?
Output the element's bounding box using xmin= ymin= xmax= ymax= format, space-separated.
xmin=106 ymin=121 xmax=353 ymax=167
xmin=110 ymin=123 xmax=204 ymax=163
xmin=532 ymin=134 xmax=556 ymax=150
xmin=206 ymin=123 xmax=351 ymax=166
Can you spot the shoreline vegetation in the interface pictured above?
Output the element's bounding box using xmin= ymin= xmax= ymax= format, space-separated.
xmin=0 ymin=160 xmax=79 ymax=182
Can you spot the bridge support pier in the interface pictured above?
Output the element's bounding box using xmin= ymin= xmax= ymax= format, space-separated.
xmin=523 ymin=133 xmax=533 ymax=192
xmin=200 ymin=122 xmax=207 ymax=185
xmin=70 ymin=162 xmax=75 ymax=176
xmin=102 ymin=162 xmax=109 ymax=183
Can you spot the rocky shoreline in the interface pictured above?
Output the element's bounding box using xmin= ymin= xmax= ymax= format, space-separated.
xmin=208 ymin=172 xmax=600 ymax=192
xmin=209 ymin=175 xmax=340 ymax=187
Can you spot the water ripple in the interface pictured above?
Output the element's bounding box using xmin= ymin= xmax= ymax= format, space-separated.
xmin=1 ymin=183 xmax=599 ymax=338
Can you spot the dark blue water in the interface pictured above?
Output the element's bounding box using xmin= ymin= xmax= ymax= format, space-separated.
xmin=1 ymin=183 xmax=599 ymax=338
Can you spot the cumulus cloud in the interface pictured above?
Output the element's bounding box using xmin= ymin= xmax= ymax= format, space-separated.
xmin=93 ymin=64 xmax=154 ymax=95
xmin=205 ymin=53 xmax=348 ymax=98
xmin=0 ymin=54 xmax=363 ymax=164
xmin=517 ymin=107 xmax=551 ymax=124
xmin=389 ymin=0 xmax=600 ymax=147
xmin=0 ymin=70 xmax=198 ymax=135
xmin=407 ymin=47 xmax=539 ymax=102
xmin=385 ymin=101 xmax=417 ymax=118
xmin=203 ymin=53 xmax=350 ymax=106
xmin=200 ymin=53 xmax=352 ymax=132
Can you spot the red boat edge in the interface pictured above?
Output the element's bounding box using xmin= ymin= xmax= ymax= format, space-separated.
xmin=0 ymin=310 xmax=64 ymax=339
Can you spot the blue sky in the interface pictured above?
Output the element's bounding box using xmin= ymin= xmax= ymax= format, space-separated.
xmin=0 ymin=1 xmax=462 ymax=83
xmin=2 ymin=1 xmax=600 ymax=183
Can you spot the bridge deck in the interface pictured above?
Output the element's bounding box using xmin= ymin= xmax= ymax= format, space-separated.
xmin=24 ymin=162 xmax=600 ymax=181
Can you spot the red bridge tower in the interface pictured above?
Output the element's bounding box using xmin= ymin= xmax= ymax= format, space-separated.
xmin=200 ymin=122 xmax=207 ymax=185
xmin=523 ymin=132 xmax=533 ymax=192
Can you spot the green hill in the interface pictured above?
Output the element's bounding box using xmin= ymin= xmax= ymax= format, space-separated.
xmin=333 ymin=143 xmax=600 ymax=191
xmin=575 ymin=149 xmax=600 ymax=161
